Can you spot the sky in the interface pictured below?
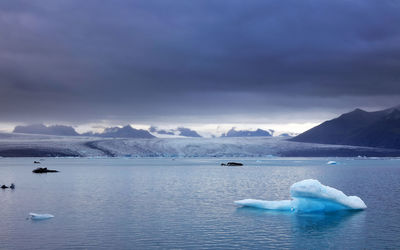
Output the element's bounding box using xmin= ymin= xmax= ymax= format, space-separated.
xmin=0 ymin=0 xmax=399 ymax=134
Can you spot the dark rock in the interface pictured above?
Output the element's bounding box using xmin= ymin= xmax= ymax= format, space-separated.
xmin=227 ymin=162 xmax=243 ymax=166
xmin=1 ymin=185 xmax=9 ymax=189
xmin=221 ymin=162 xmax=243 ymax=166
xmin=34 ymin=161 xmax=41 ymax=164
xmin=32 ymin=167 xmax=59 ymax=173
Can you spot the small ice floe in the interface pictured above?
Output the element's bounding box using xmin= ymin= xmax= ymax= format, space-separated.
xmin=235 ymin=179 xmax=366 ymax=213
xmin=327 ymin=161 xmax=337 ymax=165
xmin=29 ymin=213 xmax=54 ymax=220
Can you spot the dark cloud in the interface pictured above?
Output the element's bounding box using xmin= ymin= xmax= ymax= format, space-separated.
xmin=0 ymin=0 xmax=399 ymax=125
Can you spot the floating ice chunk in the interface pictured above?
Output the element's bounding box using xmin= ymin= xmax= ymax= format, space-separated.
xmin=290 ymin=179 xmax=367 ymax=211
xmin=327 ymin=161 xmax=337 ymax=165
xmin=29 ymin=213 xmax=54 ymax=220
xmin=234 ymin=199 xmax=292 ymax=211
xmin=235 ymin=179 xmax=366 ymax=213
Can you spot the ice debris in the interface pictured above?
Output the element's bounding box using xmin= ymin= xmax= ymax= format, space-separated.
xmin=29 ymin=213 xmax=54 ymax=220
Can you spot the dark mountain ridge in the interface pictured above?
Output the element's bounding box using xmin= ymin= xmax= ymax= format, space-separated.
xmin=177 ymin=127 xmax=202 ymax=137
xmin=291 ymin=105 xmax=400 ymax=149
xmin=14 ymin=124 xmax=155 ymax=139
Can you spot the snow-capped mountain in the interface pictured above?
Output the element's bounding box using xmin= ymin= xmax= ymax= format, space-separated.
xmin=82 ymin=125 xmax=155 ymax=139
xmin=221 ymin=128 xmax=273 ymax=137
xmin=13 ymin=124 xmax=79 ymax=136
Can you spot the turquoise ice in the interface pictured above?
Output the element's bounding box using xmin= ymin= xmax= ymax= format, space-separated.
xmin=235 ymin=179 xmax=367 ymax=213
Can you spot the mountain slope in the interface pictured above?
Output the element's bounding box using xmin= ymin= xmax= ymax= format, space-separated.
xmin=291 ymin=106 xmax=400 ymax=149
xmin=88 ymin=125 xmax=155 ymax=138
xmin=177 ymin=127 xmax=202 ymax=137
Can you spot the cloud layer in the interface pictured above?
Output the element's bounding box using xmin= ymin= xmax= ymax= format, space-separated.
xmin=1 ymin=0 xmax=399 ymax=125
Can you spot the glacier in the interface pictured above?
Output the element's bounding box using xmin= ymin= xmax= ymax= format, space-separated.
xmin=29 ymin=213 xmax=54 ymax=220
xmin=1 ymin=132 xmax=400 ymax=157
xmin=235 ymin=179 xmax=367 ymax=213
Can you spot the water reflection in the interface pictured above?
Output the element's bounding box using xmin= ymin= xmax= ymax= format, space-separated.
xmin=292 ymin=211 xmax=366 ymax=249
xmin=235 ymin=207 xmax=366 ymax=249
xmin=292 ymin=210 xmax=365 ymax=231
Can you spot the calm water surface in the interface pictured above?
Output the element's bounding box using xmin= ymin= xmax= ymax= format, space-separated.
xmin=0 ymin=157 xmax=400 ymax=249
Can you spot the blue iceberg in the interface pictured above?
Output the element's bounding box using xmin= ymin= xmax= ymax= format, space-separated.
xmin=235 ymin=179 xmax=367 ymax=213
xmin=29 ymin=213 xmax=54 ymax=220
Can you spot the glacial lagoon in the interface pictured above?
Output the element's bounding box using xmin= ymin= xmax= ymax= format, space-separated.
xmin=1 ymin=157 xmax=400 ymax=249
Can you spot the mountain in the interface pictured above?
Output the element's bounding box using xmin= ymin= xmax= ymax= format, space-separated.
xmin=291 ymin=105 xmax=400 ymax=149
xmin=149 ymin=126 xmax=175 ymax=136
xmin=157 ymin=130 xmax=175 ymax=135
xmin=221 ymin=128 xmax=272 ymax=137
xmin=13 ymin=124 xmax=79 ymax=136
xmin=177 ymin=127 xmax=202 ymax=137
xmin=88 ymin=125 xmax=155 ymax=138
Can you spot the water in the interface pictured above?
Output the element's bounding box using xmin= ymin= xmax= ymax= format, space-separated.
xmin=1 ymin=157 xmax=400 ymax=249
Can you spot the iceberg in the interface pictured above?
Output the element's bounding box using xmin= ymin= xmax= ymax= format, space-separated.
xmin=327 ymin=161 xmax=337 ymax=165
xmin=29 ymin=213 xmax=54 ymax=220
xmin=235 ymin=179 xmax=367 ymax=213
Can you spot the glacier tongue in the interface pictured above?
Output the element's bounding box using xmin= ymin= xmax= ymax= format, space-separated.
xmin=235 ymin=179 xmax=367 ymax=213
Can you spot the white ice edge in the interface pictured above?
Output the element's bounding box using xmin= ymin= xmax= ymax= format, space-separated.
xmin=235 ymin=179 xmax=367 ymax=213
xmin=29 ymin=213 xmax=54 ymax=220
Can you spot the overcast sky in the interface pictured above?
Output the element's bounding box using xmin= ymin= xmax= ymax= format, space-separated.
xmin=0 ymin=0 xmax=399 ymax=133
